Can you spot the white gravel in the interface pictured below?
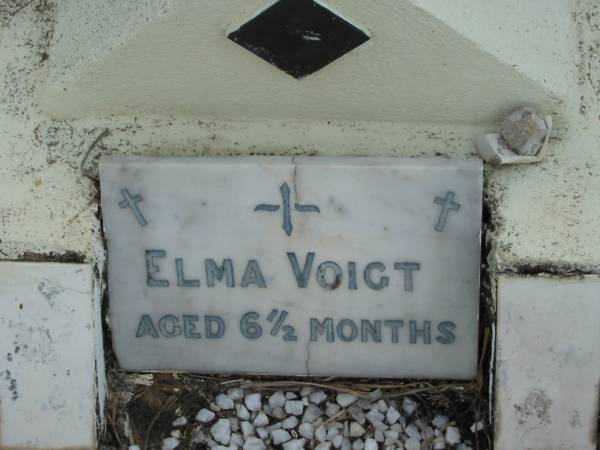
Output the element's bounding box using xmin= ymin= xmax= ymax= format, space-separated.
xmin=269 ymin=391 xmax=286 ymax=409
xmin=432 ymin=414 xmax=449 ymax=431
xmin=256 ymin=428 xmax=268 ymax=440
xmin=445 ymin=426 xmax=462 ymax=445
xmin=405 ymin=437 xmax=421 ymax=450
xmin=244 ymin=393 xmax=262 ymax=412
xmin=385 ymin=406 xmax=400 ymax=425
xmin=282 ymin=416 xmax=299 ymax=429
xmin=332 ymin=434 xmax=344 ymax=448
xmin=195 ymin=408 xmax=215 ymax=423
xmin=171 ymin=416 xmax=187 ymax=427
xmin=434 ymin=435 xmax=447 ymax=449
xmin=161 ymin=437 xmax=179 ymax=450
xmin=350 ymin=422 xmax=366 ymax=438
xmin=315 ymin=443 xmax=332 ymax=450
xmin=227 ymin=388 xmax=245 ymax=401
xmin=364 ymin=438 xmax=377 ymax=450
xmin=272 ymin=429 xmax=292 ymax=444
xmin=240 ymin=421 xmax=254 ymax=437
xmin=315 ymin=424 xmax=327 ymax=442
xmin=285 ymin=400 xmax=305 ymax=416
xmin=309 ymin=391 xmax=328 ymax=405
xmin=231 ymin=433 xmax=244 ymax=447
xmin=299 ymin=422 xmax=315 ymax=439
xmin=402 ymin=398 xmax=418 ymax=416
xmin=336 ymin=393 xmax=358 ymax=407
xmin=158 ymin=388 xmax=474 ymax=450
xmin=243 ymin=437 xmax=266 ymax=450
xmin=216 ymin=393 xmax=235 ymax=410
xmin=405 ymin=424 xmax=420 ymax=440
xmin=283 ymin=438 xmax=305 ymax=450
xmin=302 ymin=404 xmax=322 ymax=423
xmin=325 ymin=402 xmax=341 ymax=417
xmin=236 ymin=404 xmax=250 ymax=420
xmin=326 ymin=426 xmax=340 ymax=441
xmin=352 ymin=439 xmax=364 ymax=450
xmin=252 ymin=412 xmax=269 ymax=427
xmin=210 ymin=418 xmax=231 ymax=445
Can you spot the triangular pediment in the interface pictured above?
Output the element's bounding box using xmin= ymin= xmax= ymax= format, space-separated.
xmin=42 ymin=0 xmax=569 ymax=124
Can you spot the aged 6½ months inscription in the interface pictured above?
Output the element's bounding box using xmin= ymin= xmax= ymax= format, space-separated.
xmin=101 ymin=157 xmax=483 ymax=379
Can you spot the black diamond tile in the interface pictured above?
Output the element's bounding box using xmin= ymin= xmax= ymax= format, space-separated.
xmin=228 ymin=0 xmax=370 ymax=79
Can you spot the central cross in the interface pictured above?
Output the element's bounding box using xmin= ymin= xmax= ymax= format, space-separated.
xmin=255 ymin=182 xmax=320 ymax=236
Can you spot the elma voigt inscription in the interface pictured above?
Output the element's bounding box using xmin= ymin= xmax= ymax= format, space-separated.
xmin=122 ymin=181 xmax=460 ymax=345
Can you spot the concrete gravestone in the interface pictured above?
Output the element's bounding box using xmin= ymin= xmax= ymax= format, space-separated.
xmin=101 ymin=157 xmax=482 ymax=378
xmin=0 ymin=263 xmax=98 ymax=449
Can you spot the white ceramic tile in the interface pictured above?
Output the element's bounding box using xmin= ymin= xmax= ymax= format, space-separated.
xmin=495 ymin=275 xmax=600 ymax=450
xmin=0 ymin=262 xmax=97 ymax=449
xmin=101 ymin=156 xmax=482 ymax=378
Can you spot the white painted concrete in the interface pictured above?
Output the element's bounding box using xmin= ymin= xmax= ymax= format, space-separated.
xmin=412 ymin=0 xmax=575 ymax=98
xmin=0 ymin=262 xmax=97 ymax=449
xmin=495 ymin=275 xmax=599 ymax=450
xmin=42 ymin=0 xmax=560 ymax=124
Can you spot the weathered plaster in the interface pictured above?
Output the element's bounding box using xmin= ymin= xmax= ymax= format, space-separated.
xmin=0 ymin=1 xmax=96 ymax=261
xmin=488 ymin=0 xmax=600 ymax=273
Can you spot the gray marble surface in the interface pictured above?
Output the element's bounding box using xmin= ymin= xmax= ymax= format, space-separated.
xmin=101 ymin=157 xmax=482 ymax=378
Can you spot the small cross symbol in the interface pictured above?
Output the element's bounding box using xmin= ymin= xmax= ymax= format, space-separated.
xmin=255 ymin=182 xmax=320 ymax=236
xmin=433 ymin=191 xmax=460 ymax=232
xmin=119 ymin=189 xmax=147 ymax=226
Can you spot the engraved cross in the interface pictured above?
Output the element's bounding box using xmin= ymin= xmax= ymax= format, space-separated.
xmin=119 ymin=189 xmax=148 ymax=227
xmin=433 ymin=191 xmax=460 ymax=232
xmin=255 ymin=182 xmax=319 ymax=236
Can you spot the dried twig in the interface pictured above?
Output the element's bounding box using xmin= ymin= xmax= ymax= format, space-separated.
xmin=322 ymin=407 xmax=347 ymax=426
xmin=239 ymin=380 xmax=371 ymax=398
xmin=477 ymin=327 xmax=491 ymax=390
xmin=80 ymin=128 xmax=109 ymax=179
xmin=104 ymin=394 xmax=123 ymax=448
xmin=10 ymin=0 xmax=37 ymax=16
xmin=143 ymin=395 xmax=177 ymax=450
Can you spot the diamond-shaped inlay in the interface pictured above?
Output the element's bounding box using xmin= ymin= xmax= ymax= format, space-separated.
xmin=228 ymin=0 xmax=370 ymax=79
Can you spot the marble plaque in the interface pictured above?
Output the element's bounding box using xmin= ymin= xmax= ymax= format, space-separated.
xmin=101 ymin=157 xmax=482 ymax=378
